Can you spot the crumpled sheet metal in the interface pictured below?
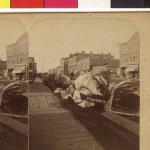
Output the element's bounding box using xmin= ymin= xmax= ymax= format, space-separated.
xmin=1 ymin=81 xmax=27 ymax=95
xmin=55 ymin=68 xmax=111 ymax=108
xmin=0 ymin=81 xmax=28 ymax=114
xmin=54 ymin=73 xmax=139 ymax=116
xmin=104 ymin=80 xmax=139 ymax=116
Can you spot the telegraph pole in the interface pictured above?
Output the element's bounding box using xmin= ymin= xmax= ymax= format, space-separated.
xmin=42 ymin=58 xmax=44 ymax=78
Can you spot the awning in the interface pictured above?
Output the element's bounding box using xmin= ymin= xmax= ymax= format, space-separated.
xmin=12 ymin=66 xmax=26 ymax=74
xmin=125 ymin=65 xmax=138 ymax=72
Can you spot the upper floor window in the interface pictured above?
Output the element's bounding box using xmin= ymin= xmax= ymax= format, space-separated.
xmin=133 ymin=52 xmax=134 ymax=61
xmin=13 ymin=55 xmax=15 ymax=63
xmin=136 ymin=51 xmax=138 ymax=61
xmin=7 ymin=57 xmax=9 ymax=64
xmin=130 ymin=52 xmax=132 ymax=61
xmin=17 ymin=54 xmax=19 ymax=63
xmin=20 ymin=53 xmax=22 ymax=62
xmin=23 ymin=53 xmax=24 ymax=62
xmin=10 ymin=56 xmax=12 ymax=63
xmin=27 ymin=52 xmax=28 ymax=60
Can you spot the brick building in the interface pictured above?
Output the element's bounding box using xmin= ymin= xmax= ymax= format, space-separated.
xmin=119 ymin=32 xmax=140 ymax=78
xmin=49 ymin=68 xmax=55 ymax=74
xmin=0 ymin=60 xmax=7 ymax=78
xmin=68 ymin=51 xmax=114 ymax=72
xmin=49 ymin=66 xmax=60 ymax=75
xmin=6 ymin=33 xmax=29 ymax=80
xmin=60 ymin=57 xmax=68 ymax=75
xmin=74 ymin=57 xmax=119 ymax=73
xmin=29 ymin=57 xmax=37 ymax=81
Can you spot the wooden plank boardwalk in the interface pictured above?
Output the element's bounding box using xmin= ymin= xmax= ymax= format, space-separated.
xmin=29 ymin=92 xmax=104 ymax=150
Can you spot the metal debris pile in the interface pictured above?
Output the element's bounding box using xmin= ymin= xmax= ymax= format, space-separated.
xmin=0 ymin=81 xmax=28 ymax=115
xmin=44 ymin=66 xmax=139 ymax=117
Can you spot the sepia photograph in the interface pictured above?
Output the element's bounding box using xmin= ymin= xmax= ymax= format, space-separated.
xmin=29 ymin=18 xmax=140 ymax=150
xmin=0 ymin=12 xmax=150 ymax=150
xmin=0 ymin=19 xmax=28 ymax=150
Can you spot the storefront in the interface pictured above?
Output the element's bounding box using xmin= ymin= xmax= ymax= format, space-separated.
xmin=11 ymin=66 xmax=27 ymax=81
xmin=125 ymin=64 xmax=139 ymax=79
xmin=6 ymin=33 xmax=29 ymax=81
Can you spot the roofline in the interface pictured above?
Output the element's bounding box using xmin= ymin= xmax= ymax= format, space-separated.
xmin=119 ymin=32 xmax=139 ymax=47
xmin=6 ymin=33 xmax=28 ymax=49
xmin=68 ymin=53 xmax=78 ymax=59
xmin=74 ymin=55 xmax=116 ymax=63
xmin=16 ymin=33 xmax=28 ymax=45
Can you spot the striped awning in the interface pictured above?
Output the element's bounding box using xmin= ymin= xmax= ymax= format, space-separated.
xmin=125 ymin=65 xmax=138 ymax=72
xmin=12 ymin=66 xmax=26 ymax=74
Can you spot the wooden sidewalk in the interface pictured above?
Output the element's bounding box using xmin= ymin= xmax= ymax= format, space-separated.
xmin=29 ymin=93 xmax=104 ymax=150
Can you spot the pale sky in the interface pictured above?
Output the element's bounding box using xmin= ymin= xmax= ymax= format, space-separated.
xmin=0 ymin=19 xmax=27 ymax=61
xmin=29 ymin=19 xmax=138 ymax=73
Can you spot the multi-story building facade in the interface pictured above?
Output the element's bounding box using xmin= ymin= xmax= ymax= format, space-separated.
xmin=49 ymin=66 xmax=60 ymax=75
xmin=49 ymin=68 xmax=55 ymax=74
xmin=55 ymin=66 xmax=60 ymax=75
xmin=29 ymin=57 xmax=37 ymax=81
xmin=0 ymin=59 xmax=7 ymax=78
xmin=74 ymin=57 xmax=119 ymax=73
xmin=68 ymin=51 xmax=114 ymax=72
xmin=6 ymin=33 xmax=29 ymax=80
xmin=60 ymin=57 xmax=68 ymax=75
xmin=68 ymin=51 xmax=117 ymax=71
xmin=119 ymin=32 xmax=140 ymax=78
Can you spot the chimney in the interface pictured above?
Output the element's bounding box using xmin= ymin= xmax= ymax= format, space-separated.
xmin=91 ymin=52 xmax=92 ymax=54
xmin=70 ymin=53 xmax=73 ymax=57
xmin=102 ymin=52 xmax=103 ymax=55
xmin=82 ymin=51 xmax=84 ymax=53
xmin=108 ymin=53 xmax=110 ymax=55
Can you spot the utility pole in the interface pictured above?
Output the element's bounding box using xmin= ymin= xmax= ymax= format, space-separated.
xmin=26 ymin=51 xmax=28 ymax=81
xmin=42 ymin=58 xmax=44 ymax=77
